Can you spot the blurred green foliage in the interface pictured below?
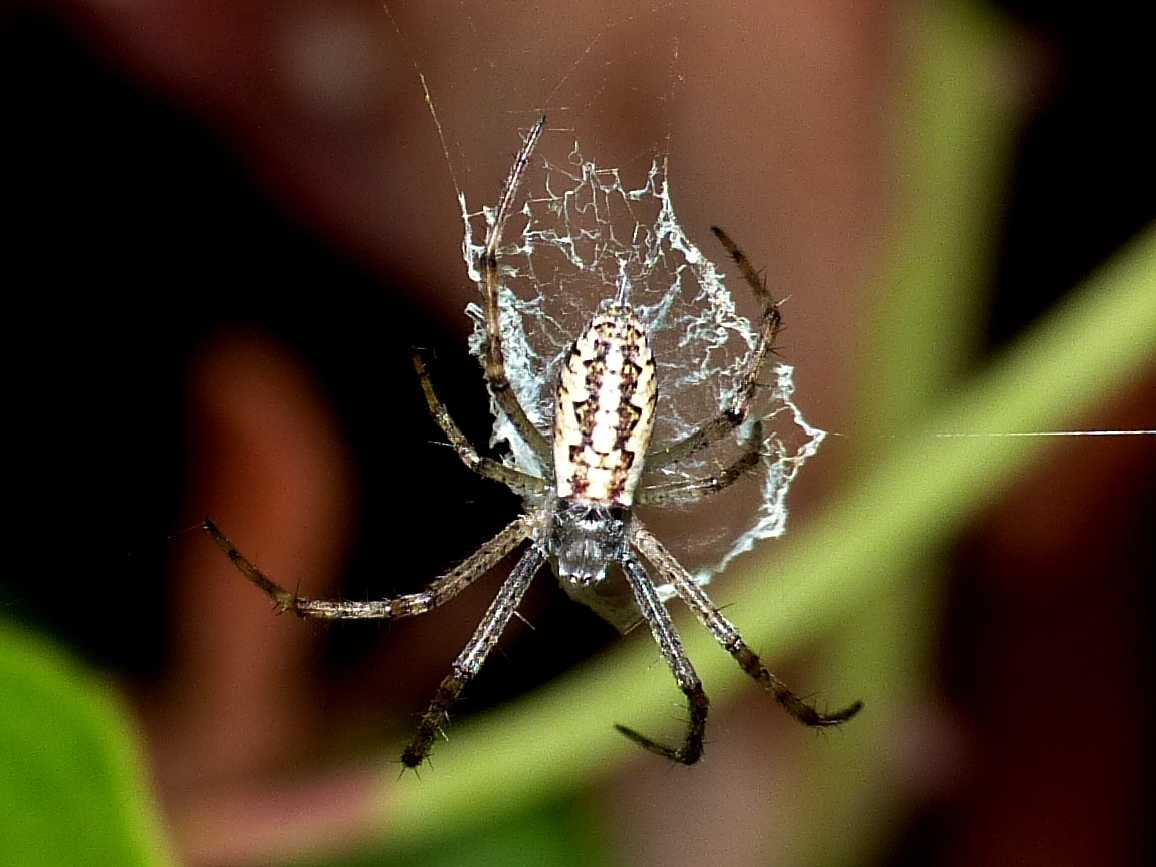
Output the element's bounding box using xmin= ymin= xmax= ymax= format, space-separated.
xmin=0 ymin=622 xmax=173 ymax=867
xmin=296 ymin=799 xmax=613 ymax=867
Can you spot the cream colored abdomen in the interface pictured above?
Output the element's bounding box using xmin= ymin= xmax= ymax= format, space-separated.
xmin=553 ymin=304 xmax=657 ymax=506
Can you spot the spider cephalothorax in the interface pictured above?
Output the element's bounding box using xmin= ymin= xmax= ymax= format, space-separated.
xmin=205 ymin=117 xmax=861 ymax=768
xmin=549 ymin=500 xmax=629 ymax=585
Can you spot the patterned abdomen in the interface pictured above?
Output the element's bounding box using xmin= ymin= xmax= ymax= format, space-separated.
xmin=553 ymin=302 xmax=657 ymax=506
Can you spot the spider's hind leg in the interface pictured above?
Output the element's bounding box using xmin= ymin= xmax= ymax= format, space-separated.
xmin=646 ymin=226 xmax=782 ymax=471
xmin=638 ymin=420 xmax=765 ymax=507
xmin=476 ymin=116 xmax=554 ymax=471
xmin=412 ymin=352 xmax=548 ymax=497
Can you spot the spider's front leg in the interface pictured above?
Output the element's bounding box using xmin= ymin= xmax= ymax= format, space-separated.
xmin=631 ymin=522 xmax=863 ymax=728
xmin=204 ymin=515 xmax=531 ymax=620
xmin=615 ymin=551 xmax=709 ymax=765
xmin=402 ymin=540 xmax=546 ymax=767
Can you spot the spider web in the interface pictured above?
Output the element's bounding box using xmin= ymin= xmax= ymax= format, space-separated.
xmin=460 ymin=132 xmax=827 ymax=592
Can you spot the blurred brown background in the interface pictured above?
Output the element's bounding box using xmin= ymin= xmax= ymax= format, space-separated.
xmin=3 ymin=1 xmax=1152 ymax=865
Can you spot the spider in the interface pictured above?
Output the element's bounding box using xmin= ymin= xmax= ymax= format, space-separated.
xmin=204 ymin=117 xmax=862 ymax=767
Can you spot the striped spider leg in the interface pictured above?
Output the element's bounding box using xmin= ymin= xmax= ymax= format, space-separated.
xmin=611 ymin=520 xmax=862 ymax=764
xmin=644 ymin=225 xmax=784 ymax=472
xmin=412 ymin=351 xmax=547 ymax=499
xmin=616 ymin=546 xmax=709 ymax=764
xmin=636 ymin=419 xmax=767 ymax=507
xmin=204 ymin=512 xmax=547 ymax=768
xmin=477 ymin=115 xmax=553 ymax=473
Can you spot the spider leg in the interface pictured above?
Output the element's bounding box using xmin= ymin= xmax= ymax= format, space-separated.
xmin=413 ymin=352 xmax=548 ymax=498
xmin=615 ymin=550 xmax=708 ymax=765
xmin=402 ymin=541 xmax=546 ymax=767
xmin=646 ymin=226 xmax=782 ymax=470
xmin=630 ymin=521 xmax=863 ymax=727
xmin=204 ymin=514 xmax=532 ymax=620
xmin=637 ymin=420 xmax=764 ymax=506
xmin=479 ymin=116 xmax=553 ymax=471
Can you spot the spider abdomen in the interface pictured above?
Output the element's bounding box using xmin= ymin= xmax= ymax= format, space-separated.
xmin=553 ymin=302 xmax=657 ymax=507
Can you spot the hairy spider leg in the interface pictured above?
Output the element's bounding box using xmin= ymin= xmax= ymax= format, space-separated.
xmin=630 ymin=522 xmax=863 ymax=727
xmin=645 ymin=226 xmax=783 ymax=471
xmin=412 ymin=352 xmax=548 ymax=497
xmin=616 ymin=551 xmax=709 ymax=764
xmin=479 ymin=115 xmax=553 ymax=471
xmin=402 ymin=542 xmax=546 ymax=767
xmin=637 ymin=419 xmax=766 ymax=506
xmin=203 ymin=515 xmax=531 ymax=620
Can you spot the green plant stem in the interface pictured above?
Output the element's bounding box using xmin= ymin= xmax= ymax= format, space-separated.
xmin=793 ymin=1 xmax=1024 ymax=861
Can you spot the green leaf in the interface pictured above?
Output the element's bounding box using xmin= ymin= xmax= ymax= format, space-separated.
xmin=0 ymin=622 xmax=174 ymax=867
